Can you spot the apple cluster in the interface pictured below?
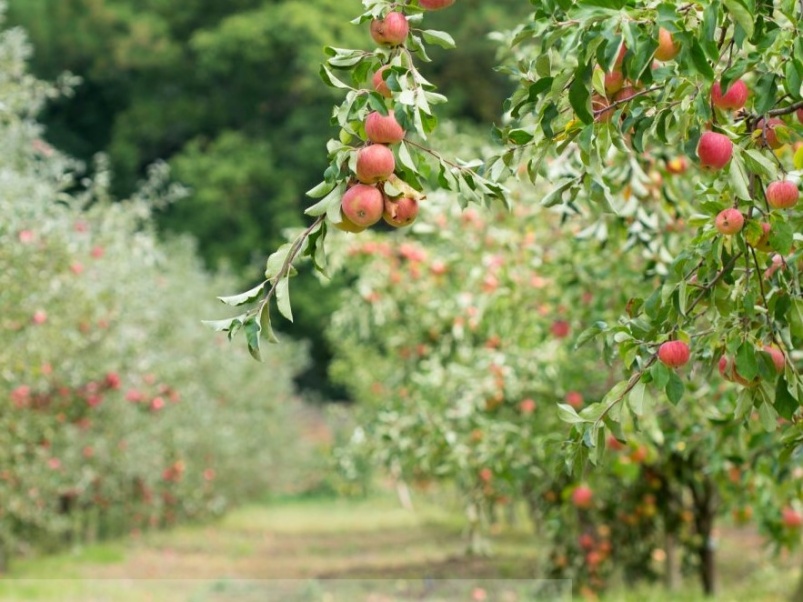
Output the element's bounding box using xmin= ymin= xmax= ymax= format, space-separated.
xmin=335 ymin=2 xmax=456 ymax=234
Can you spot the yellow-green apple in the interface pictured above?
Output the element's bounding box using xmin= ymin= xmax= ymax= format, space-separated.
xmin=654 ymin=28 xmax=680 ymax=61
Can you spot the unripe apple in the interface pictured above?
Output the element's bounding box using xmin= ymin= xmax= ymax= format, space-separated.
xmin=372 ymin=66 xmax=392 ymax=98
xmin=711 ymin=79 xmax=749 ymax=111
xmin=383 ymin=195 xmax=419 ymax=227
xmin=755 ymin=117 xmax=784 ymax=149
xmin=604 ymin=70 xmax=624 ymax=96
xmin=782 ymin=506 xmax=803 ymax=529
xmin=355 ymin=144 xmax=395 ymax=183
xmin=765 ymin=180 xmax=799 ymax=209
xmin=572 ymin=485 xmax=593 ymax=509
xmin=658 ymin=340 xmax=690 ymax=368
xmin=419 ymin=0 xmax=455 ymax=8
xmin=370 ymin=12 xmax=409 ymax=47
xmin=365 ymin=111 xmax=405 ymax=144
xmin=340 ymin=184 xmax=384 ymax=228
xmin=762 ymin=345 xmax=785 ymax=373
xmin=715 ymin=208 xmax=744 ymax=235
xmin=697 ymin=131 xmax=733 ymax=170
xmin=333 ymin=210 xmax=366 ymax=233
xmin=654 ymin=28 xmax=680 ymax=62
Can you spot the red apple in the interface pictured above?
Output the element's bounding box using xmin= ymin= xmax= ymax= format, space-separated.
xmin=355 ymin=144 xmax=395 ymax=183
xmin=565 ymin=391 xmax=584 ymax=409
xmin=658 ymin=340 xmax=690 ymax=368
xmin=654 ymin=27 xmax=680 ymax=62
xmin=383 ymin=195 xmax=419 ymax=227
xmin=572 ymin=485 xmax=593 ymax=509
xmin=341 ymin=184 xmax=384 ymax=228
xmin=718 ymin=355 xmax=755 ymax=387
xmin=419 ymin=0 xmax=455 ymax=9
xmin=697 ymin=131 xmax=733 ymax=170
xmin=370 ymin=12 xmax=409 ymax=47
xmin=614 ymin=86 xmax=638 ymax=103
xmin=798 ymin=108 xmax=803 ymax=125
xmin=479 ymin=467 xmax=493 ymax=482
xmin=551 ymin=320 xmax=570 ymax=338
xmin=592 ymin=94 xmax=614 ymax=123
xmin=711 ymin=79 xmax=749 ymax=111
xmin=715 ymin=208 xmax=744 ymax=235
xmin=365 ymin=111 xmax=405 ymax=144
xmin=755 ymin=117 xmax=785 ymax=149
xmin=782 ymin=506 xmax=803 ymax=529
xmin=32 ymin=310 xmax=47 ymax=325
xmin=372 ymin=66 xmax=392 ymax=98
xmin=520 ymin=398 xmax=537 ymax=414
xmin=579 ymin=533 xmax=595 ymax=551
xmin=766 ymin=180 xmax=799 ymax=209
xmin=762 ymin=345 xmax=785 ymax=373
xmin=604 ymin=70 xmax=624 ymax=96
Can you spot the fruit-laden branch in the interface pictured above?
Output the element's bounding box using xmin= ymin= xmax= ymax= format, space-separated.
xmin=767 ymin=99 xmax=803 ymax=118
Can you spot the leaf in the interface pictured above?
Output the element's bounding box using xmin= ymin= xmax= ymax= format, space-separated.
xmin=789 ymin=299 xmax=803 ymax=339
xmin=575 ymin=321 xmax=607 ymax=349
xmin=665 ymin=371 xmax=684 ymax=404
xmin=775 ymin=376 xmax=799 ymax=420
xmin=201 ymin=316 xmax=242 ymax=333
xmin=319 ymin=65 xmax=353 ymax=90
xmin=688 ymin=39 xmax=715 ymax=81
xmin=244 ymin=317 xmax=262 ymax=361
xmin=723 ymin=0 xmax=754 ymax=40
xmin=541 ymin=178 xmax=576 ymax=207
xmin=768 ymin=218 xmax=793 ymax=255
xmin=735 ymin=342 xmax=759 ymax=381
xmin=728 ymin=153 xmax=751 ymax=201
xmin=421 ymin=29 xmax=456 ymax=49
xmin=265 ymin=242 xmax=294 ymax=281
xmin=651 ymin=362 xmax=670 ymax=389
xmin=569 ymin=67 xmax=593 ymax=124
xmin=276 ymin=277 xmax=293 ymax=322
xmin=260 ymin=303 xmax=279 ymax=344
xmin=305 ymin=183 xmax=344 ymax=217
xmin=217 ymin=281 xmax=266 ymax=307
xmin=557 ymin=403 xmax=589 ymax=424
xmin=628 ymin=381 xmax=647 ymax=416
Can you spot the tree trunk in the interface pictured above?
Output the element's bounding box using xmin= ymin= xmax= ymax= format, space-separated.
xmin=664 ymin=531 xmax=681 ymax=591
xmin=690 ymin=476 xmax=718 ymax=597
xmin=789 ymin=560 xmax=803 ymax=602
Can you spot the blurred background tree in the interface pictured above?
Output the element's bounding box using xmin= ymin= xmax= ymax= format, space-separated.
xmin=7 ymin=0 xmax=529 ymax=395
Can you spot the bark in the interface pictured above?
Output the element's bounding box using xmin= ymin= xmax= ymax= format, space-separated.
xmin=789 ymin=560 xmax=803 ymax=602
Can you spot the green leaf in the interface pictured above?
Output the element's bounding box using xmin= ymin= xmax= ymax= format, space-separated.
xmin=557 ymin=403 xmax=589 ymax=424
xmin=768 ymin=218 xmax=793 ymax=255
xmin=421 ymin=29 xmax=456 ymax=49
xmin=665 ymin=371 xmax=684 ymax=404
xmin=735 ymin=342 xmax=759 ymax=382
xmin=259 ymin=303 xmax=279 ymax=344
xmin=789 ymin=299 xmax=803 ymax=339
xmin=723 ymin=0 xmax=754 ymax=39
xmin=201 ymin=316 xmax=242 ymax=333
xmin=728 ymin=152 xmax=751 ymax=201
xmin=628 ymin=381 xmax=647 ymax=416
xmin=575 ymin=321 xmax=607 ymax=349
xmin=276 ymin=277 xmax=293 ymax=322
xmin=688 ymin=39 xmax=715 ymax=81
xmin=217 ymin=281 xmax=266 ymax=307
xmin=319 ymin=65 xmax=353 ymax=90
xmin=541 ymin=178 xmax=576 ymax=207
xmin=244 ymin=317 xmax=262 ymax=361
xmin=651 ymin=361 xmax=670 ymax=389
xmin=774 ymin=376 xmax=799 ymax=420
xmin=265 ymin=242 xmax=294 ymax=280
xmin=569 ymin=69 xmax=593 ymax=125
xmin=305 ymin=183 xmax=344 ymax=217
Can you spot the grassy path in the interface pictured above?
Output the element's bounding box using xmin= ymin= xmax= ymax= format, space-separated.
xmin=0 ymin=494 xmax=798 ymax=601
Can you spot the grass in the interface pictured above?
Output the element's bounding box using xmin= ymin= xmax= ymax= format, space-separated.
xmin=0 ymin=494 xmax=798 ymax=601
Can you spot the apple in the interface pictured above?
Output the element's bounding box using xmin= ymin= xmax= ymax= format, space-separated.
xmin=565 ymin=391 xmax=584 ymax=409
xmin=654 ymin=27 xmax=680 ymax=62
xmin=607 ymin=435 xmax=625 ymax=451
xmin=658 ymin=340 xmax=690 ymax=368
xmin=711 ymin=79 xmax=749 ymax=111
xmin=614 ymin=86 xmax=638 ymax=103
xmin=697 ymin=131 xmax=733 ymax=170
xmin=370 ymin=12 xmax=409 ymax=47
xmin=592 ymin=94 xmax=614 ymax=123
xmin=614 ymin=44 xmax=627 ymax=67
xmin=355 ymin=144 xmax=395 ymax=183
xmin=604 ymin=70 xmax=624 ymax=96
xmin=520 ymin=398 xmax=537 ymax=414
xmin=372 ymin=66 xmax=392 ymax=98
xmin=32 ymin=310 xmax=47 ymax=325
xmin=715 ymin=208 xmax=744 ymax=235
xmin=479 ymin=467 xmax=493 ymax=482
xmin=419 ymin=0 xmax=455 ymax=8
xmin=798 ymin=108 xmax=803 ymax=124
xmin=765 ymin=180 xmax=799 ymax=209
xmin=579 ymin=533 xmax=595 ymax=550
xmin=365 ymin=111 xmax=405 ymax=144
xmin=572 ymin=485 xmax=593 ymax=509
xmin=762 ymin=345 xmax=785 ymax=372
xmin=551 ymin=319 xmax=570 ymax=338
xmin=755 ymin=117 xmax=785 ymax=149
xmin=383 ymin=195 xmax=419 ymax=227
xmin=341 ymin=184 xmax=384 ymax=228
xmin=666 ymin=156 xmax=688 ymax=174
xmin=782 ymin=506 xmax=803 ymax=529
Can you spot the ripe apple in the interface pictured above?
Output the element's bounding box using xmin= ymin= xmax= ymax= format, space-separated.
xmin=604 ymin=70 xmax=624 ymax=96
xmin=578 ymin=533 xmax=595 ymax=551
xmin=755 ymin=117 xmax=785 ymax=149
xmin=341 ymin=184 xmax=384 ymax=228
xmin=383 ymin=195 xmax=419 ymax=227
xmin=479 ymin=467 xmax=493 ymax=482
xmin=762 ymin=345 xmax=785 ymax=372
xmin=519 ymin=398 xmax=537 ymax=414
xmin=711 ymin=79 xmax=749 ymax=111
xmin=614 ymin=44 xmax=627 ymax=67
xmin=565 ymin=391 xmax=584 ymax=409
xmin=798 ymin=108 xmax=803 ymax=124
xmin=551 ymin=319 xmax=570 ymax=338
xmin=372 ymin=66 xmax=392 ymax=98
xmin=614 ymin=86 xmax=638 ymax=103
xmin=654 ymin=27 xmax=680 ymax=62
xmin=715 ymin=208 xmax=744 ymax=235
xmin=572 ymin=485 xmax=593 ymax=509
xmin=658 ymin=340 xmax=690 ymax=368
xmin=370 ymin=12 xmax=409 ymax=46
xmin=592 ymin=94 xmax=614 ymax=123
xmin=419 ymin=0 xmax=455 ymax=8
xmin=355 ymin=144 xmax=395 ymax=183
xmin=365 ymin=111 xmax=405 ymax=144
xmin=782 ymin=506 xmax=803 ymax=529
xmin=697 ymin=131 xmax=733 ymax=170
xmin=765 ymin=180 xmax=799 ymax=209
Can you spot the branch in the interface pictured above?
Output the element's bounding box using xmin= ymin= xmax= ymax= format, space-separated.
xmin=767 ymin=99 xmax=803 ymax=118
